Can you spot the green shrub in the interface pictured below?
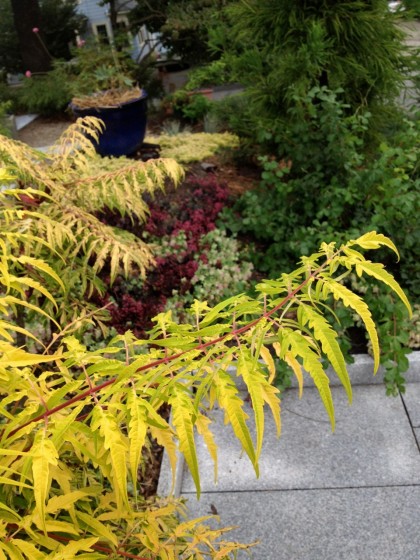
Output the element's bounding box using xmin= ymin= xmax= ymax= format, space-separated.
xmin=207 ymin=93 xmax=253 ymax=136
xmin=402 ymin=0 xmax=420 ymax=18
xmin=220 ymin=88 xmax=370 ymax=272
xmin=18 ymin=70 xmax=72 ymax=116
xmin=221 ymin=90 xmax=419 ymax=286
xmin=162 ymin=228 xmax=254 ymax=320
xmin=182 ymin=93 xmax=213 ymax=122
xmin=220 ymin=90 xmax=419 ymax=393
xmin=0 ymin=101 xmax=12 ymax=136
xmin=164 ymin=90 xmax=213 ymax=124
xmin=186 ymin=59 xmax=231 ymax=90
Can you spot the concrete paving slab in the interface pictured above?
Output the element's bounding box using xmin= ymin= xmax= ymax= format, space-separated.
xmin=231 ymin=352 xmax=420 ymax=392
xmin=290 ymin=351 xmax=420 ymax=388
xmin=402 ymin=382 xmax=420 ymax=427
xmin=181 ymin=385 xmax=420 ymax=493
xmin=183 ymin=486 xmax=420 ymax=560
xmin=14 ymin=114 xmax=38 ymax=131
xmin=415 ymin=429 xmax=420 ymax=448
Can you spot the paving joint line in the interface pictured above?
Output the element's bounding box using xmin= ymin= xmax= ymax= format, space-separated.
xmin=399 ymin=390 xmax=420 ymax=453
xmin=181 ymin=482 xmax=420 ymax=496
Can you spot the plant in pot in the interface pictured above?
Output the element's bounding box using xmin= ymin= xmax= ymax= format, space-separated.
xmin=69 ymin=41 xmax=148 ymax=157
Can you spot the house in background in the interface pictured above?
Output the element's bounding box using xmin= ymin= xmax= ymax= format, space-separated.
xmin=76 ymin=0 xmax=162 ymax=62
xmin=76 ymin=0 xmax=191 ymax=93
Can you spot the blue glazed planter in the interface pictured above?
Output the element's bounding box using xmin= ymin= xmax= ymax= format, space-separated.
xmin=70 ymin=90 xmax=148 ymax=157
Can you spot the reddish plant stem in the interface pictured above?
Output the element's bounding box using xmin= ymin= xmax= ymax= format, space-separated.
xmin=6 ymin=524 xmax=163 ymax=559
xmin=8 ymin=265 xmax=324 ymax=438
xmin=46 ymin=533 xmax=151 ymax=559
xmin=8 ymin=377 xmax=116 ymax=437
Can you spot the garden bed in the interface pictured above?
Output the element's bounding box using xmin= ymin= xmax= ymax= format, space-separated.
xmin=11 ymin=115 xmax=419 ymax=503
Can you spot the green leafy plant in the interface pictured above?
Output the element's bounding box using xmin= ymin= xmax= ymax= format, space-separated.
xmin=189 ymin=228 xmax=253 ymax=303
xmin=220 ymin=88 xmax=374 ymax=274
xmin=186 ymin=60 xmax=231 ymax=91
xmin=0 ymin=101 xmax=12 ymax=137
xmin=348 ymin=273 xmax=417 ymax=395
xmin=181 ymin=94 xmax=213 ymax=123
xmin=161 ymin=228 xmax=254 ymax=319
xmin=0 ymin=220 xmax=412 ymax=556
xmin=205 ymin=93 xmax=253 ymax=138
xmin=19 ymin=38 xmax=144 ymax=114
xmin=408 ymin=304 xmax=420 ymax=349
xmin=161 ymin=91 xmax=213 ymax=125
xmin=220 ymin=91 xmax=419 ymax=393
xmin=64 ymin=41 xmax=141 ymax=109
xmin=18 ymin=64 xmax=73 ymax=116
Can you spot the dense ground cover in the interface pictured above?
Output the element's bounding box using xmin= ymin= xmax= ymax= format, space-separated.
xmin=98 ymin=173 xmax=253 ymax=337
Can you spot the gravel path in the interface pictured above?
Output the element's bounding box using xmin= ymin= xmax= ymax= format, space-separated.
xmin=16 ymin=116 xmax=72 ymax=148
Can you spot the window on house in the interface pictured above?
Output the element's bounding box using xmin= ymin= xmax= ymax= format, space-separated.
xmin=94 ymin=24 xmax=110 ymax=45
xmin=114 ymin=18 xmax=131 ymax=48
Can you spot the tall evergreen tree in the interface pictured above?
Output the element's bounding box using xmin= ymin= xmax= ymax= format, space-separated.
xmin=211 ymin=0 xmax=415 ymax=145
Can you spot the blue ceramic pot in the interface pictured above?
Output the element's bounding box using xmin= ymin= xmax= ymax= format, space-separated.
xmin=70 ymin=90 xmax=148 ymax=157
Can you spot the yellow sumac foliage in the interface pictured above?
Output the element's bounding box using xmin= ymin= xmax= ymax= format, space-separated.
xmin=0 ymin=117 xmax=184 ymax=331
xmin=0 ymin=219 xmax=411 ymax=558
xmin=0 ymin=110 xmax=412 ymax=560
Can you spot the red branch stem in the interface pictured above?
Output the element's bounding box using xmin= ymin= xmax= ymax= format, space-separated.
xmin=47 ymin=533 xmax=151 ymax=559
xmin=8 ymin=265 xmax=323 ymax=437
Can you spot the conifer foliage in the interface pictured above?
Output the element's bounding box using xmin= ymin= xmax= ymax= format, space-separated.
xmin=221 ymin=0 xmax=410 ymax=125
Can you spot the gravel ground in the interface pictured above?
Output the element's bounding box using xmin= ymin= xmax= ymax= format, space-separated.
xmin=16 ymin=116 xmax=72 ymax=148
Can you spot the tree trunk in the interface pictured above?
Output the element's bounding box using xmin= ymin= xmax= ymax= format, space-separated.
xmin=10 ymin=0 xmax=51 ymax=73
xmin=108 ymin=0 xmax=118 ymax=36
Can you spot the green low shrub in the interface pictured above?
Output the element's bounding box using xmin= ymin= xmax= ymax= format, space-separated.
xmin=181 ymin=93 xmax=213 ymax=122
xmin=207 ymin=93 xmax=253 ymax=138
xmin=0 ymin=101 xmax=12 ymax=136
xmin=163 ymin=90 xmax=213 ymax=124
xmin=18 ymin=69 xmax=72 ymax=116
xmin=162 ymin=228 xmax=254 ymax=320
xmin=220 ymin=89 xmax=419 ymax=393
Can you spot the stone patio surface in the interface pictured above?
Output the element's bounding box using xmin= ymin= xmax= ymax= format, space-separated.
xmin=158 ymin=352 xmax=420 ymax=559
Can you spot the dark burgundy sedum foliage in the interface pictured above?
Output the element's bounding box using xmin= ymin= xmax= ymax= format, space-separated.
xmin=99 ymin=175 xmax=231 ymax=337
